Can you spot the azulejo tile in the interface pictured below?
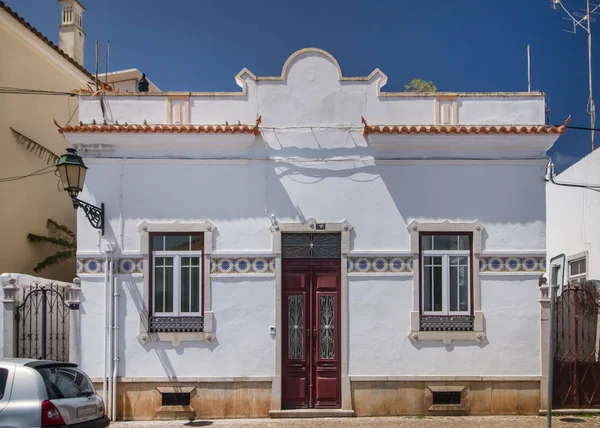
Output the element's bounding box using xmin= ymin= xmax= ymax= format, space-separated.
xmin=76 ymin=258 xmax=106 ymax=274
xmin=118 ymin=258 xmax=143 ymax=274
xmin=77 ymin=257 xmax=143 ymax=275
xmin=212 ymin=257 xmax=275 ymax=274
xmin=348 ymin=256 xmax=413 ymax=274
xmin=479 ymin=256 xmax=546 ymax=273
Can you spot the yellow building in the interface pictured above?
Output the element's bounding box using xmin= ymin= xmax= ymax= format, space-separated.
xmin=0 ymin=0 xmax=96 ymax=281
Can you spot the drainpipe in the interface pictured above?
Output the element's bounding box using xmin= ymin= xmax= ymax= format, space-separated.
xmin=102 ymin=251 xmax=110 ymax=412
xmin=111 ymin=250 xmax=119 ymax=421
xmin=106 ymin=252 xmax=114 ymax=419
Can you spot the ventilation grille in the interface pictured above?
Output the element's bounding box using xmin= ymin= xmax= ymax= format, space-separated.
xmin=432 ymin=391 xmax=461 ymax=405
xmin=161 ymin=392 xmax=191 ymax=406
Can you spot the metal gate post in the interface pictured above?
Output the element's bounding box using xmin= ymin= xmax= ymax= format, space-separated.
xmin=67 ymin=278 xmax=81 ymax=364
xmin=574 ymin=286 xmax=580 ymax=408
xmin=539 ymin=280 xmax=551 ymax=411
xmin=41 ymin=289 xmax=47 ymax=360
xmin=1 ymin=278 xmax=19 ymax=358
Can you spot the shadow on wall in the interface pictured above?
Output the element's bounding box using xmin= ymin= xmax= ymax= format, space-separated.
xmin=121 ymin=278 xmax=218 ymax=380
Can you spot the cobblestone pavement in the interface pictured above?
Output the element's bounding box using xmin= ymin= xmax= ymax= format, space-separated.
xmin=112 ymin=415 xmax=600 ymax=428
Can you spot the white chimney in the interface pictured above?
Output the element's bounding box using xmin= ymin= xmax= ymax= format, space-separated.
xmin=58 ymin=0 xmax=85 ymax=66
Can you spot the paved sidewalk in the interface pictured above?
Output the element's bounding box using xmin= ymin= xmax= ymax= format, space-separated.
xmin=111 ymin=415 xmax=600 ymax=428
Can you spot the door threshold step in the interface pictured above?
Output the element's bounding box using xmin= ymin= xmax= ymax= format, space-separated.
xmin=539 ymin=408 xmax=600 ymax=415
xmin=269 ymin=409 xmax=354 ymax=418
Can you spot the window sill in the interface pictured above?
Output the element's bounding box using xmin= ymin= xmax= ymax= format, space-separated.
xmin=408 ymin=330 xmax=486 ymax=345
xmin=409 ymin=311 xmax=485 ymax=345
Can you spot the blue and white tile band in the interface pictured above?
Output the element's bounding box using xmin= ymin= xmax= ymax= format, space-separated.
xmin=479 ymin=256 xmax=546 ymax=273
xmin=211 ymin=257 xmax=275 ymax=275
xmin=348 ymin=256 xmax=413 ymax=274
xmin=76 ymin=257 xmax=143 ymax=274
xmin=77 ymin=255 xmax=547 ymax=276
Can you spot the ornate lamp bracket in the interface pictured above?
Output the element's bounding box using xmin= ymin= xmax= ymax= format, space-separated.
xmin=72 ymin=198 xmax=104 ymax=235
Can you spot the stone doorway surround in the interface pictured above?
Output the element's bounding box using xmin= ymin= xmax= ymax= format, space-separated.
xmin=269 ymin=217 xmax=353 ymax=414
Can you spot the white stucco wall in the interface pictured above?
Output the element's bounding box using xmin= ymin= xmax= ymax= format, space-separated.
xmin=349 ymin=276 xmax=541 ymax=376
xmin=547 ymin=149 xmax=600 ymax=281
xmin=69 ymin=49 xmax=559 ymax=380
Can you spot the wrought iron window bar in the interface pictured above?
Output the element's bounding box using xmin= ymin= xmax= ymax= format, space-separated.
xmin=149 ymin=316 xmax=204 ymax=333
xmin=420 ymin=315 xmax=474 ymax=332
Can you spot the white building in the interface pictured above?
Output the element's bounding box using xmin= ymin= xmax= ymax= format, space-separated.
xmin=547 ymin=148 xmax=599 ymax=284
xmin=60 ymin=48 xmax=567 ymax=419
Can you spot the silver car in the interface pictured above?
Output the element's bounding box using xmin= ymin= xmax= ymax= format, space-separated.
xmin=0 ymin=358 xmax=109 ymax=427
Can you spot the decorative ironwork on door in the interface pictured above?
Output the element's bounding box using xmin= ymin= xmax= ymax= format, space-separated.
xmin=16 ymin=283 xmax=70 ymax=361
xmin=288 ymin=295 xmax=304 ymax=359
xmin=319 ymin=295 xmax=335 ymax=359
xmin=553 ymin=281 xmax=600 ymax=408
xmin=282 ymin=233 xmax=341 ymax=258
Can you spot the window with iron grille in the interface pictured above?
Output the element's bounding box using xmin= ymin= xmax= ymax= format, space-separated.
xmin=150 ymin=233 xmax=204 ymax=332
xmin=420 ymin=233 xmax=473 ymax=331
xmin=569 ymin=257 xmax=587 ymax=283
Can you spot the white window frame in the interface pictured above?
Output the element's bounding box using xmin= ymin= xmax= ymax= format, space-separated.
xmin=137 ymin=221 xmax=215 ymax=346
xmin=567 ymin=252 xmax=588 ymax=284
xmin=152 ymin=250 xmax=203 ymax=317
xmin=421 ymin=249 xmax=471 ymax=316
xmin=407 ymin=220 xmax=485 ymax=345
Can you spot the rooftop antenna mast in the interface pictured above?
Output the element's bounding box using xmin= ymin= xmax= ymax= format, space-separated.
xmin=552 ymin=0 xmax=600 ymax=151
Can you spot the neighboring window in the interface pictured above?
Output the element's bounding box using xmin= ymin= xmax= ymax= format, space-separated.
xmin=569 ymin=258 xmax=587 ymax=283
xmin=0 ymin=368 xmax=8 ymax=399
xmin=150 ymin=233 xmax=204 ymax=331
xmin=36 ymin=367 xmax=95 ymax=399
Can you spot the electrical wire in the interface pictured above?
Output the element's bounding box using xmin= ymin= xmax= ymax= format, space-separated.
xmin=0 ymin=86 xmax=79 ymax=97
xmin=0 ymin=166 xmax=56 ymax=183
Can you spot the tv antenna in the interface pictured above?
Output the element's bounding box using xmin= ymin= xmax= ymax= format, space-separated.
xmin=552 ymin=0 xmax=600 ymax=151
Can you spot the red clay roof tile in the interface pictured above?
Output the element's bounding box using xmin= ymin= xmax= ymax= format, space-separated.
xmin=361 ymin=116 xmax=570 ymax=136
xmin=59 ymin=122 xmax=261 ymax=136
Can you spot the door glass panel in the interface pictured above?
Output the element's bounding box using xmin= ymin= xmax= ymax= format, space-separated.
xmin=288 ymin=295 xmax=303 ymax=360
xmin=319 ymin=295 xmax=335 ymax=359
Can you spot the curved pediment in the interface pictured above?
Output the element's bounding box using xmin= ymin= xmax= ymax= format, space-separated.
xmin=236 ymin=47 xmax=386 ymax=88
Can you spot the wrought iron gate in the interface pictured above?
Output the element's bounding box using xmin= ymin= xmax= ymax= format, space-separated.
xmin=553 ymin=282 xmax=600 ymax=408
xmin=16 ymin=282 xmax=70 ymax=361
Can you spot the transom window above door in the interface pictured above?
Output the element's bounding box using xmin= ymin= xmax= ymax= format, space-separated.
xmin=420 ymin=233 xmax=473 ymax=329
xmin=282 ymin=233 xmax=341 ymax=258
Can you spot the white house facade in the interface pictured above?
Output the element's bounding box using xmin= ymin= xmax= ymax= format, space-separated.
xmin=547 ymin=148 xmax=599 ymax=284
xmin=60 ymin=48 xmax=566 ymax=419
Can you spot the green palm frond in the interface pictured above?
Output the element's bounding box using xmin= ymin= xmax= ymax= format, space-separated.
xmin=46 ymin=219 xmax=76 ymax=241
xmin=27 ymin=233 xmax=75 ymax=249
xmin=28 ymin=218 xmax=77 ymax=273
xmin=33 ymin=250 xmax=76 ymax=273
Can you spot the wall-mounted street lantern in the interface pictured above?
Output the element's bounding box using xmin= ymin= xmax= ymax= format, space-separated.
xmin=56 ymin=148 xmax=104 ymax=235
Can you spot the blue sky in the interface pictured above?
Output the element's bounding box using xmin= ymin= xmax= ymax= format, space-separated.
xmin=6 ymin=0 xmax=600 ymax=171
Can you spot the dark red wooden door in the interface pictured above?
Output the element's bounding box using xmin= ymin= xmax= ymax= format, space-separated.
xmin=282 ymin=259 xmax=341 ymax=409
